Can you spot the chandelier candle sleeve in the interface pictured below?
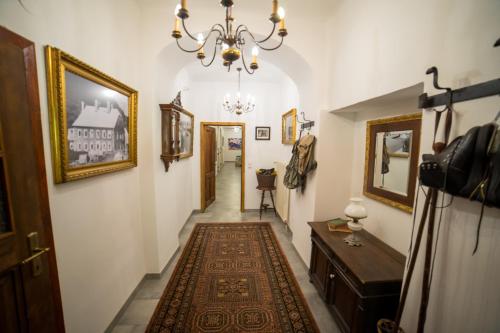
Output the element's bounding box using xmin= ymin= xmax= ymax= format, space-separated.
xmin=279 ymin=18 xmax=286 ymax=30
xmin=273 ymin=0 xmax=278 ymax=15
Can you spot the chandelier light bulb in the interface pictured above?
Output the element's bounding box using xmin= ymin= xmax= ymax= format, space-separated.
xmin=278 ymin=7 xmax=286 ymax=19
xmin=174 ymin=4 xmax=181 ymax=15
xmin=252 ymin=46 xmax=259 ymax=57
xmin=197 ymin=33 xmax=204 ymax=45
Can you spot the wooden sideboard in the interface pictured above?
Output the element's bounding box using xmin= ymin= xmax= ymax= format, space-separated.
xmin=308 ymin=222 xmax=405 ymax=333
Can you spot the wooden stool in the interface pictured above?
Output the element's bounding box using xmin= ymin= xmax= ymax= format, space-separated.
xmin=257 ymin=185 xmax=277 ymax=220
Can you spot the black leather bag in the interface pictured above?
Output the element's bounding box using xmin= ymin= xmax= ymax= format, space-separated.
xmin=419 ymin=123 xmax=500 ymax=209
xmin=486 ymin=141 xmax=500 ymax=206
xmin=419 ymin=126 xmax=480 ymax=195
xmin=460 ymin=123 xmax=497 ymax=201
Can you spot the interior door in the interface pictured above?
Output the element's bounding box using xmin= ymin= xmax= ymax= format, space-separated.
xmin=203 ymin=126 xmax=216 ymax=208
xmin=0 ymin=26 xmax=65 ymax=332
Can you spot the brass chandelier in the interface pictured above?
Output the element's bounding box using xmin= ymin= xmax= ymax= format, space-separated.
xmin=172 ymin=0 xmax=288 ymax=74
xmin=222 ymin=68 xmax=256 ymax=115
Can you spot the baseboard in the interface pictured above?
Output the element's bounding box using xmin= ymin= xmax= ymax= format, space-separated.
xmin=144 ymin=246 xmax=180 ymax=280
xmin=104 ymin=274 xmax=148 ymax=333
xmin=105 ymin=209 xmax=197 ymax=332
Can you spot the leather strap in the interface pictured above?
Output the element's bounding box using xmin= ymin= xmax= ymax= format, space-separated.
xmin=432 ymin=106 xmax=453 ymax=153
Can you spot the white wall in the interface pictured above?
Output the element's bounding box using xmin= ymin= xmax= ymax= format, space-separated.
xmin=318 ymin=0 xmax=500 ymax=332
xmin=223 ymin=127 xmax=242 ymax=162
xmin=0 ymin=1 xmax=146 ymax=332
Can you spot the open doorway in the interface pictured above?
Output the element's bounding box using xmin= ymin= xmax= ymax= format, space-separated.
xmin=200 ymin=122 xmax=245 ymax=212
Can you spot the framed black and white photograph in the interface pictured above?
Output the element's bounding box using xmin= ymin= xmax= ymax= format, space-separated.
xmin=178 ymin=108 xmax=194 ymax=159
xmin=255 ymin=126 xmax=271 ymax=140
xmin=45 ymin=46 xmax=138 ymax=183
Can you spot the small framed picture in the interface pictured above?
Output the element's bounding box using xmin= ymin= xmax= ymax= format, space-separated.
xmin=228 ymin=138 xmax=242 ymax=150
xmin=255 ymin=127 xmax=271 ymax=141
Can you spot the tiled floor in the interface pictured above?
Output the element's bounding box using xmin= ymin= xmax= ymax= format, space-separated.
xmin=109 ymin=163 xmax=338 ymax=333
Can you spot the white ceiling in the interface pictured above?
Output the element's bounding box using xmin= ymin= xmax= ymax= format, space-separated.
xmin=142 ymin=0 xmax=338 ymax=20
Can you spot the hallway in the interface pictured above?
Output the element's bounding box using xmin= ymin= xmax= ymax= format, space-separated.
xmin=106 ymin=160 xmax=341 ymax=332
xmin=205 ymin=162 xmax=241 ymax=214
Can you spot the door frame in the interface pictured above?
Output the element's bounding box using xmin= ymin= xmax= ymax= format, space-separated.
xmin=200 ymin=122 xmax=245 ymax=212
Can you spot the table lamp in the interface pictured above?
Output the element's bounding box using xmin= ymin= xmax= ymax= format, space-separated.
xmin=344 ymin=197 xmax=367 ymax=246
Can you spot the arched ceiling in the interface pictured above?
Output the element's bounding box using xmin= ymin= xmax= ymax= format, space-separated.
xmin=183 ymin=58 xmax=289 ymax=83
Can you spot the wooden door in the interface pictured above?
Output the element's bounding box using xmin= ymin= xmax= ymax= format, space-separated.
xmin=203 ymin=126 xmax=216 ymax=208
xmin=0 ymin=26 xmax=65 ymax=332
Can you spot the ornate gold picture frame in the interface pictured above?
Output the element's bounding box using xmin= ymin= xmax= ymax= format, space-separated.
xmin=282 ymin=108 xmax=297 ymax=145
xmin=45 ymin=46 xmax=138 ymax=183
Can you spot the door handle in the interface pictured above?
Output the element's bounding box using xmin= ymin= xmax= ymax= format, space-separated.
xmin=21 ymin=247 xmax=50 ymax=265
xmin=22 ymin=232 xmax=49 ymax=277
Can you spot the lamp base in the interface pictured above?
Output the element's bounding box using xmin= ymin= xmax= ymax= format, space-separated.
xmin=344 ymin=219 xmax=364 ymax=247
xmin=344 ymin=233 xmax=362 ymax=247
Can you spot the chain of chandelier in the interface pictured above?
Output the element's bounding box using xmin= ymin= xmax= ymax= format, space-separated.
xmin=172 ymin=0 xmax=288 ymax=75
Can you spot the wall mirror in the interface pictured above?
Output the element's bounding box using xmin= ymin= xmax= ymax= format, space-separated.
xmin=364 ymin=113 xmax=422 ymax=213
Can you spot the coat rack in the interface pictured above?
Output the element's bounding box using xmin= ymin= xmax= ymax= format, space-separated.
xmin=418 ymin=38 xmax=500 ymax=109
xmin=296 ymin=111 xmax=315 ymax=131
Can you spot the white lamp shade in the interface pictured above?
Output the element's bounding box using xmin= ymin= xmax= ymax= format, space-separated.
xmin=344 ymin=197 xmax=367 ymax=219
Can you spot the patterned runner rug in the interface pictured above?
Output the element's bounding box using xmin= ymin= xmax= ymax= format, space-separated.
xmin=147 ymin=223 xmax=319 ymax=333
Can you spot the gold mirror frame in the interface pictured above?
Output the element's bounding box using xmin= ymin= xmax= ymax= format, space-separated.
xmin=282 ymin=108 xmax=297 ymax=145
xmin=363 ymin=113 xmax=422 ymax=213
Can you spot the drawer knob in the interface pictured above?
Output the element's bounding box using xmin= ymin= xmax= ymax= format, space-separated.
xmin=329 ymin=273 xmax=335 ymax=279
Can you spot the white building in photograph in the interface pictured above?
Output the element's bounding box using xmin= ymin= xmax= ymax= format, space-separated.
xmin=68 ymin=100 xmax=128 ymax=164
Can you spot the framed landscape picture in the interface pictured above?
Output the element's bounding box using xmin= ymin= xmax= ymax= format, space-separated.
xmin=255 ymin=126 xmax=271 ymax=140
xmin=228 ymin=138 xmax=242 ymax=150
xmin=178 ymin=108 xmax=194 ymax=159
xmin=45 ymin=46 xmax=138 ymax=183
xmin=282 ymin=108 xmax=297 ymax=144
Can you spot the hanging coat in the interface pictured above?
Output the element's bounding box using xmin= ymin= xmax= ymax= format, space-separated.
xmin=284 ymin=134 xmax=318 ymax=193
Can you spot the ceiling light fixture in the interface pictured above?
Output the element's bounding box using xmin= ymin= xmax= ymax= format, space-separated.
xmin=172 ymin=0 xmax=288 ymax=74
xmin=223 ymin=68 xmax=255 ymax=115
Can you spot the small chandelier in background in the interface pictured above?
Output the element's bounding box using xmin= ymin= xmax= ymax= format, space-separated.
xmin=172 ymin=0 xmax=288 ymax=74
xmin=223 ymin=68 xmax=255 ymax=115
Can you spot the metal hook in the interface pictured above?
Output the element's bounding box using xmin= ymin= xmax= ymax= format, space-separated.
xmin=426 ymin=66 xmax=453 ymax=110
xmin=426 ymin=67 xmax=451 ymax=93
xmin=296 ymin=113 xmax=305 ymax=123
xmin=301 ymin=112 xmax=312 ymax=123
